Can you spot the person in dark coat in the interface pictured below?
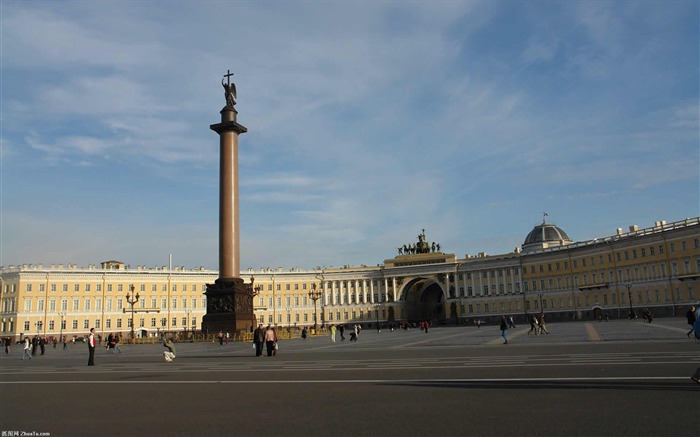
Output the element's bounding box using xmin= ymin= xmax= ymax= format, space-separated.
xmin=253 ymin=324 xmax=265 ymax=357
xmin=500 ymin=316 xmax=509 ymax=344
xmin=686 ymin=306 xmax=696 ymax=338
xmin=87 ymin=328 xmax=96 ymax=366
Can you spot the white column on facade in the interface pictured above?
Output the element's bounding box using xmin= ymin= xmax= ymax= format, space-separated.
xmin=446 ymin=274 xmax=451 ymax=297
xmin=370 ymin=280 xmax=375 ymax=303
xmin=384 ymin=278 xmax=389 ymax=302
xmin=488 ymin=270 xmax=493 ymax=296
xmin=392 ymin=277 xmax=397 ymax=302
xmin=477 ymin=271 xmax=482 ymax=296
xmin=354 ymin=280 xmax=360 ymax=304
xmin=462 ymin=273 xmax=467 ymax=297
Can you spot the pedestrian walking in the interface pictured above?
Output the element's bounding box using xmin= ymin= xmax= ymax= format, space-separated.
xmin=686 ymin=306 xmax=696 ymax=338
xmin=163 ymin=337 xmax=176 ymax=362
xmin=338 ymin=324 xmax=345 ymax=341
xmin=22 ymin=337 xmax=31 ymax=360
xmin=527 ymin=314 xmax=539 ymax=336
xmin=39 ymin=337 xmax=46 ymax=355
xmin=538 ymin=313 xmax=549 ymax=335
xmin=253 ymin=324 xmax=265 ymax=357
xmin=691 ymin=367 xmax=700 ymax=384
xmin=508 ymin=316 xmax=516 ymax=329
xmin=500 ymin=316 xmax=509 ymax=344
xmin=113 ymin=334 xmax=122 ymax=353
xmin=330 ymin=325 xmax=337 ymax=342
xmin=264 ymin=325 xmax=277 ymax=356
xmin=301 ymin=327 xmax=307 ymax=339
xmin=217 ymin=331 xmax=224 ymax=346
xmin=87 ymin=328 xmax=96 ymax=366
xmin=62 ymin=335 xmax=67 ymax=350
xmin=271 ymin=327 xmax=278 ymax=356
xmin=4 ymin=337 xmax=11 ymax=354
xmin=225 ymin=332 xmax=230 ymax=345
xmin=31 ymin=336 xmax=38 ymax=356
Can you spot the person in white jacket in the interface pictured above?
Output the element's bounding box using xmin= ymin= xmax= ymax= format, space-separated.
xmin=22 ymin=337 xmax=31 ymax=360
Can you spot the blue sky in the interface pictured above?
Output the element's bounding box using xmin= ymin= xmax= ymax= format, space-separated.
xmin=2 ymin=1 xmax=698 ymax=271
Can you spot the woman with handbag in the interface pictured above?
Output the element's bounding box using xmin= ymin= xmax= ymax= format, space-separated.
xmin=264 ymin=326 xmax=277 ymax=357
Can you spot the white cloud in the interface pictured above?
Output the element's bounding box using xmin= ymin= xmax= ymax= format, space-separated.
xmin=2 ymin=1 xmax=697 ymax=270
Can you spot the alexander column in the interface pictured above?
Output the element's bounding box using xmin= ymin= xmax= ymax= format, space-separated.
xmin=202 ymin=70 xmax=256 ymax=335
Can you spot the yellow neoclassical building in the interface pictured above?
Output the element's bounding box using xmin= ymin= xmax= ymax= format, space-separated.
xmin=1 ymin=217 xmax=698 ymax=341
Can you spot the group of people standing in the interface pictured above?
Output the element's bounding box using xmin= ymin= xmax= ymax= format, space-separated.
xmin=253 ymin=324 xmax=278 ymax=357
xmin=329 ymin=324 xmax=361 ymax=342
xmin=217 ymin=331 xmax=231 ymax=345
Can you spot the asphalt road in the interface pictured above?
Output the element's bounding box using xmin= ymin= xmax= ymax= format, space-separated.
xmin=1 ymin=319 xmax=698 ymax=437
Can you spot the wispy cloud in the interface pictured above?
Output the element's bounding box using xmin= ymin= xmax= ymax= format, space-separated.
xmin=2 ymin=1 xmax=697 ymax=270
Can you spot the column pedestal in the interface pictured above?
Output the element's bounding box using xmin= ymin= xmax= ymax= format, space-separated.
xmin=202 ymin=278 xmax=256 ymax=334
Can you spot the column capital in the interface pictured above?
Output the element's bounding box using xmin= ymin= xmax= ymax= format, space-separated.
xmin=210 ymin=120 xmax=248 ymax=135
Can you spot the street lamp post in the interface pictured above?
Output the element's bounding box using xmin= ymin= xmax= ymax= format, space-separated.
xmin=58 ymin=312 xmax=66 ymax=346
xmin=625 ymin=283 xmax=635 ymax=319
xmin=308 ymin=284 xmax=322 ymax=332
xmin=185 ymin=309 xmax=192 ymax=340
xmin=253 ymin=284 xmax=261 ymax=327
xmin=125 ymin=284 xmax=140 ymax=344
xmin=538 ymin=292 xmax=545 ymax=313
